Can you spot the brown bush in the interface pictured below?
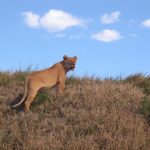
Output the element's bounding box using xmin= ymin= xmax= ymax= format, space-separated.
xmin=0 ymin=72 xmax=150 ymax=150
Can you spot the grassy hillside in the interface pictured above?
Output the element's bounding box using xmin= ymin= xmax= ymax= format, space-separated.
xmin=0 ymin=71 xmax=150 ymax=150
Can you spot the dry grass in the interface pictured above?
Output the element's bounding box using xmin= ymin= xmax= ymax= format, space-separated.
xmin=0 ymin=72 xmax=150 ymax=150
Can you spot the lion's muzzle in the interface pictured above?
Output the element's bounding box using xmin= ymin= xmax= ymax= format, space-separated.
xmin=70 ymin=63 xmax=76 ymax=70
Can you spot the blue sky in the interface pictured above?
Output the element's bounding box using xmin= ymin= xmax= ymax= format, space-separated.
xmin=0 ymin=0 xmax=150 ymax=77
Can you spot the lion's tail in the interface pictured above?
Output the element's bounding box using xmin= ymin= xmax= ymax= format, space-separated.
xmin=11 ymin=77 xmax=29 ymax=108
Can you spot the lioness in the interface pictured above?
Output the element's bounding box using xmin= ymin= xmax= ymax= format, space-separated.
xmin=11 ymin=55 xmax=77 ymax=112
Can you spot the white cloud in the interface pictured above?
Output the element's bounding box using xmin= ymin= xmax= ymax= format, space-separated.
xmin=40 ymin=9 xmax=82 ymax=32
xmin=92 ymin=29 xmax=122 ymax=42
xmin=22 ymin=9 xmax=84 ymax=32
xmin=142 ymin=19 xmax=150 ymax=28
xmin=101 ymin=11 xmax=120 ymax=24
xmin=22 ymin=12 xmax=40 ymax=28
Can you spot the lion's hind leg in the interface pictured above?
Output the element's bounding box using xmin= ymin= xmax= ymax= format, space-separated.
xmin=24 ymin=89 xmax=38 ymax=112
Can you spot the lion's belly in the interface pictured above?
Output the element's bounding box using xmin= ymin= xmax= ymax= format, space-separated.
xmin=40 ymin=72 xmax=58 ymax=87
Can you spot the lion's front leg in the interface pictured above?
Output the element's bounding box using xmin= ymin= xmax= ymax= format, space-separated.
xmin=56 ymin=81 xmax=65 ymax=97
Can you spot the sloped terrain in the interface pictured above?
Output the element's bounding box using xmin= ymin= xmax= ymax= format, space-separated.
xmin=0 ymin=72 xmax=150 ymax=150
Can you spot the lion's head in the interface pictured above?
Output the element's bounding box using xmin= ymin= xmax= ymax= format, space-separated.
xmin=63 ymin=55 xmax=77 ymax=71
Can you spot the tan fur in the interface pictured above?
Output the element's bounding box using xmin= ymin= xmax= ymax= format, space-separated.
xmin=11 ymin=55 xmax=77 ymax=112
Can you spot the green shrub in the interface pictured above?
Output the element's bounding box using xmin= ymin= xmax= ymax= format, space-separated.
xmin=142 ymin=96 xmax=150 ymax=116
xmin=125 ymin=73 xmax=150 ymax=95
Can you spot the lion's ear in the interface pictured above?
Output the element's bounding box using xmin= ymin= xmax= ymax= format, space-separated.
xmin=63 ymin=55 xmax=68 ymax=60
xmin=74 ymin=56 xmax=77 ymax=60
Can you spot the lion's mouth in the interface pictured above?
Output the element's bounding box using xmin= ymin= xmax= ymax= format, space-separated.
xmin=70 ymin=64 xmax=75 ymax=70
